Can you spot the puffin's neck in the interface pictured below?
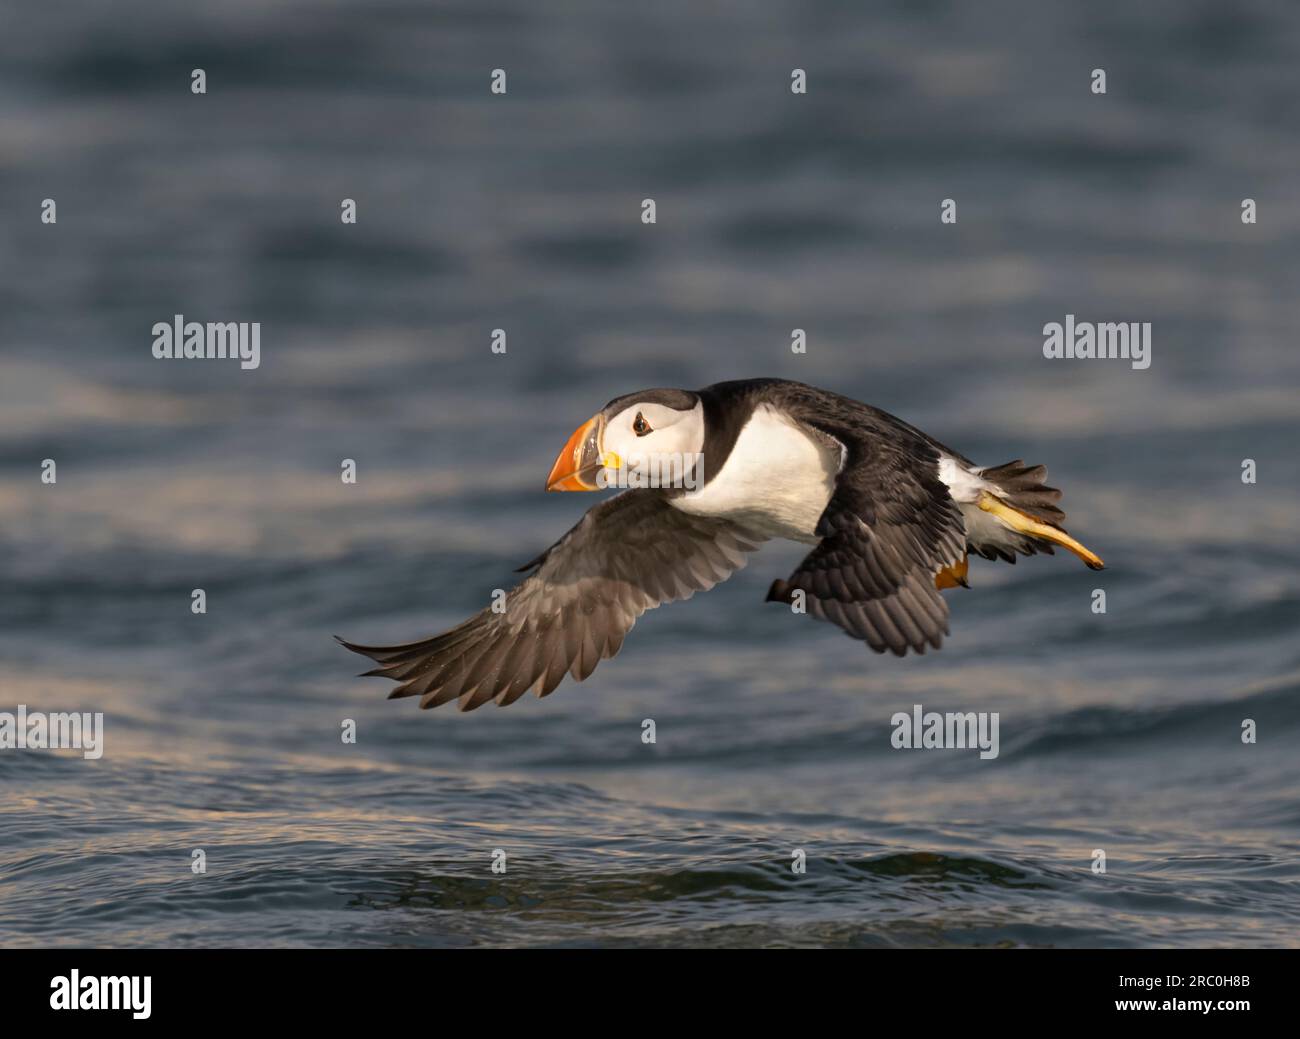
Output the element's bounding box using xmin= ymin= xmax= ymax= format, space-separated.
xmin=692 ymin=384 xmax=763 ymax=491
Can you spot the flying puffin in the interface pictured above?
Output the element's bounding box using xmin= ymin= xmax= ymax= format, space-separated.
xmin=339 ymin=378 xmax=1103 ymax=711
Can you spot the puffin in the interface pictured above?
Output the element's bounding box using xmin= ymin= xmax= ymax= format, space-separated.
xmin=339 ymin=379 xmax=1103 ymax=711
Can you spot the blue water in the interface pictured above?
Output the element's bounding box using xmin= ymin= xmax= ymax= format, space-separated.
xmin=1 ymin=0 xmax=1299 ymax=947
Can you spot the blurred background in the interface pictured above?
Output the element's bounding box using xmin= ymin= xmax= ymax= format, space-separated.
xmin=1 ymin=0 xmax=1298 ymax=947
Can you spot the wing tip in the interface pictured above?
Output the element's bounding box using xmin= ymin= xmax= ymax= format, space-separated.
xmin=336 ymin=634 xmax=375 ymax=657
xmin=765 ymin=579 xmax=792 ymax=603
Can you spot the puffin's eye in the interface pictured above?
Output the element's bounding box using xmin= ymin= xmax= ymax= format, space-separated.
xmin=633 ymin=413 xmax=653 ymax=437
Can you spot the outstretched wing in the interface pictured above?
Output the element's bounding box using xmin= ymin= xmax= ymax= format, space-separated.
xmin=767 ymin=427 xmax=966 ymax=656
xmin=339 ymin=491 xmax=764 ymax=710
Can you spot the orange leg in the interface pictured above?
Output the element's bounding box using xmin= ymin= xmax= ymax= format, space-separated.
xmin=977 ymin=492 xmax=1104 ymax=570
xmin=934 ymin=554 xmax=969 ymax=590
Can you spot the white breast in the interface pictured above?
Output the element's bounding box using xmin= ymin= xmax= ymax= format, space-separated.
xmin=670 ymin=405 xmax=839 ymax=542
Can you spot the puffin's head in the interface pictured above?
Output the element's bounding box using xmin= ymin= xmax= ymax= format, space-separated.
xmin=546 ymin=388 xmax=704 ymax=491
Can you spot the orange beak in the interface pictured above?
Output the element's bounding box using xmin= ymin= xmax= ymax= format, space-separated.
xmin=546 ymin=414 xmax=605 ymax=491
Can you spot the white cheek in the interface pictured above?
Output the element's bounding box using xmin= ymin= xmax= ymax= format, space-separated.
xmin=626 ymin=433 xmax=663 ymax=466
xmin=651 ymin=429 xmax=677 ymax=455
xmin=663 ymin=420 xmax=698 ymax=456
xmin=604 ymin=404 xmax=703 ymax=473
xmin=606 ymin=429 xmax=647 ymax=467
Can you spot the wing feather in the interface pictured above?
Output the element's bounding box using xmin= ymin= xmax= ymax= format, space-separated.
xmin=767 ymin=417 xmax=965 ymax=656
xmin=339 ymin=491 xmax=764 ymax=710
